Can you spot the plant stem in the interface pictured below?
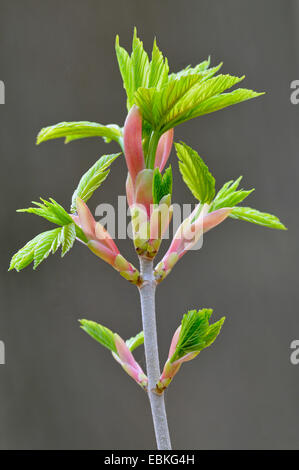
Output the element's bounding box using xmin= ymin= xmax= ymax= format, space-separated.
xmin=138 ymin=257 xmax=172 ymax=450
xmin=147 ymin=131 xmax=161 ymax=169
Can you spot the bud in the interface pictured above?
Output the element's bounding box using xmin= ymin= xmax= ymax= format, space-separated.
xmin=76 ymin=197 xmax=96 ymax=240
xmin=155 ymin=205 xmax=232 ymax=282
xmin=134 ymin=169 xmax=154 ymax=216
xmin=123 ymin=105 xmax=145 ymax=184
xmin=156 ymin=309 xmax=225 ymax=393
xmin=202 ymin=207 xmax=232 ymax=234
xmin=113 ymin=334 xmax=148 ymax=390
xmin=154 ymin=128 xmax=174 ymax=171
xmin=87 ymin=239 xmax=118 ymax=266
xmin=150 ymin=199 xmax=173 ymax=241
xmin=155 ymin=326 xmax=180 ymax=394
xmin=126 ymin=174 xmax=135 ymax=209
xmin=123 ymin=108 xmax=174 ymax=259
xmin=76 ymin=197 xmax=141 ymax=285
xmin=127 ymin=169 xmax=173 ymax=259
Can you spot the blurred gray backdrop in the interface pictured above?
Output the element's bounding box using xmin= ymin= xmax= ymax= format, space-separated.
xmin=0 ymin=0 xmax=298 ymax=450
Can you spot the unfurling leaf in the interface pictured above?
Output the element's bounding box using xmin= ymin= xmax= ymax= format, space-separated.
xmin=115 ymin=28 xmax=168 ymax=110
xmin=80 ymin=319 xmax=145 ymax=355
xmin=79 ymin=319 xmax=117 ymax=353
xmin=152 ymin=166 xmax=172 ymax=205
xmin=60 ymin=223 xmax=76 ymax=256
xmin=184 ymin=88 xmax=263 ymax=126
xmin=168 ymin=57 xmax=219 ymax=80
xmin=126 ymin=331 xmax=144 ymax=352
xmin=229 ymin=206 xmax=287 ymax=230
xmin=210 ymin=176 xmax=254 ymax=211
xmin=80 ymin=320 xmax=148 ymax=389
xmin=135 ymin=73 xmax=262 ymax=132
xmin=33 ymin=228 xmax=64 ymax=269
xmin=18 ymin=198 xmax=74 ymax=226
xmin=71 ymin=153 xmax=120 ymax=212
xmin=175 ymin=142 xmax=215 ymax=204
xmin=9 ymin=223 xmax=77 ymax=272
xmin=36 ymin=121 xmax=122 ymax=145
xmin=9 ymin=233 xmax=46 ymax=272
xmin=170 ymin=308 xmax=225 ymax=363
xmin=17 ymin=198 xmax=87 ymax=242
xmin=148 ymin=39 xmax=169 ymax=90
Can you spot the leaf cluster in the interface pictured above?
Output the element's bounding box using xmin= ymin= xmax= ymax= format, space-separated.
xmin=170 ymin=309 xmax=225 ymax=363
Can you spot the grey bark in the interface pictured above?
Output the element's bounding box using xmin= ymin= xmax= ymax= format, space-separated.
xmin=138 ymin=257 xmax=172 ymax=450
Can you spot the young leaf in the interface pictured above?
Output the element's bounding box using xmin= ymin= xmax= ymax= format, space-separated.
xmin=168 ymin=57 xmax=213 ymax=80
xmin=210 ymin=177 xmax=254 ymax=211
xmin=18 ymin=198 xmax=74 ymax=226
xmin=33 ymin=228 xmax=63 ymax=269
xmin=229 ymin=207 xmax=287 ymax=230
xmin=168 ymin=72 xmax=238 ymax=124
xmin=61 ymin=223 xmax=76 ymax=256
xmin=115 ymin=35 xmax=134 ymax=110
xmin=170 ymin=308 xmax=225 ymax=363
xmin=116 ymin=28 xmax=150 ymax=110
xmin=135 ymin=72 xmax=259 ymax=132
xmin=71 ymin=153 xmax=120 ymax=212
xmin=152 ymin=166 xmax=172 ymax=205
xmin=175 ymin=142 xmax=215 ymax=204
xmin=9 ymin=222 xmax=78 ymax=272
xmin=148 ymin=39 xmax=169 ymax=90
xmin=131 ymin=28 xmax=150 ymax=97
xmin=116 ymin=29 xmax=169 ymax=111
xmin=126 ymin=331 xmax=144 ymax=352
xmin=9 ymin=232 xmax=45 ymax=272
xmin=36 ymin=121 xmax=123 ymax=146
xmin=135 ymin=74 xmax=203 ymax=129
xmin=180 ymin=88 xmax=263 ymax=130
xmin=17 ymin=198 xmax=87 ymax=243
xmin=79 ymin=319 xmax=117 ymax=353
xmin=169 ymin=63 xmax=224 ymax=85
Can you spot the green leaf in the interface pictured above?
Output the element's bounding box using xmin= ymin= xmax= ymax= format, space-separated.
xmin=18 ymin=198 xmax=74 ymax=226
xmin=181 ymin=88 xmax=264 ymax=128
xmin=61 ymin=223 xmax=76 ymax=256
xmin=229 ymin=206 xmax=287 ymax=230
xmin=116 ymin=29 xmax=169 ymax=111
xmin=175 ymin=142 xmax=215 ymax=204
xmin=79 ymin=319 xmax=117 ymax=353
xmin=71 ymin=153 xmax=120 ymax=212
xmin=210 ymin=176 xmax=254 ymax=211
xmin=126 ymin=331 xmax=144 ymax=352
xmin=148 ymin=39 xmax=169 ymax=90
xmin=33 ymin=228 xmax=63 ymax=269
xmin=170 ymin=308 xmax=225 ymax=363
xmin=135 ymin=73 xmax=253 ymax=132
xmin=116 ymin=28 xmax=150 ymax=110
xmin=9 ymin=223 xmax=77 ymax=272
xmin=116 ymin=31 xmax=263 ymax=132
xmin=9 ymin=232 xmax=45 ymax=272
xmin=135 ymin=75 xmax=202 ymax=129
xmin=169 ymin=60 xmax=222 ymax=81
xmin=131 ymin=28 xmax=150 ymax=97
xmin=168 ymin=58 xmax=210 ymax=80
xmin=36 ymin=121 xmax=123 ymax=146
xmin=17 ymin=198 xmax=87 ymax=243
xmin=152 ymin=166 xmax=172 ymax=205
xmin=115 ymin=35 xmax=134 ymax=110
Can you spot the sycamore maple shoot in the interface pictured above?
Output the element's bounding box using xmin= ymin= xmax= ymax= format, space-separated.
xmin=10 ymin=29 xmax=286 ymax=450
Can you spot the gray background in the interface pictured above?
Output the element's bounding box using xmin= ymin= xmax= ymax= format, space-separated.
xmin=0 ymin=0 xmax=298 ymax=450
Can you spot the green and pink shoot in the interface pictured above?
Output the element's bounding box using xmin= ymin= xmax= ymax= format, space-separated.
xmin=9 ymin=29 xmax=286 ymax=450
